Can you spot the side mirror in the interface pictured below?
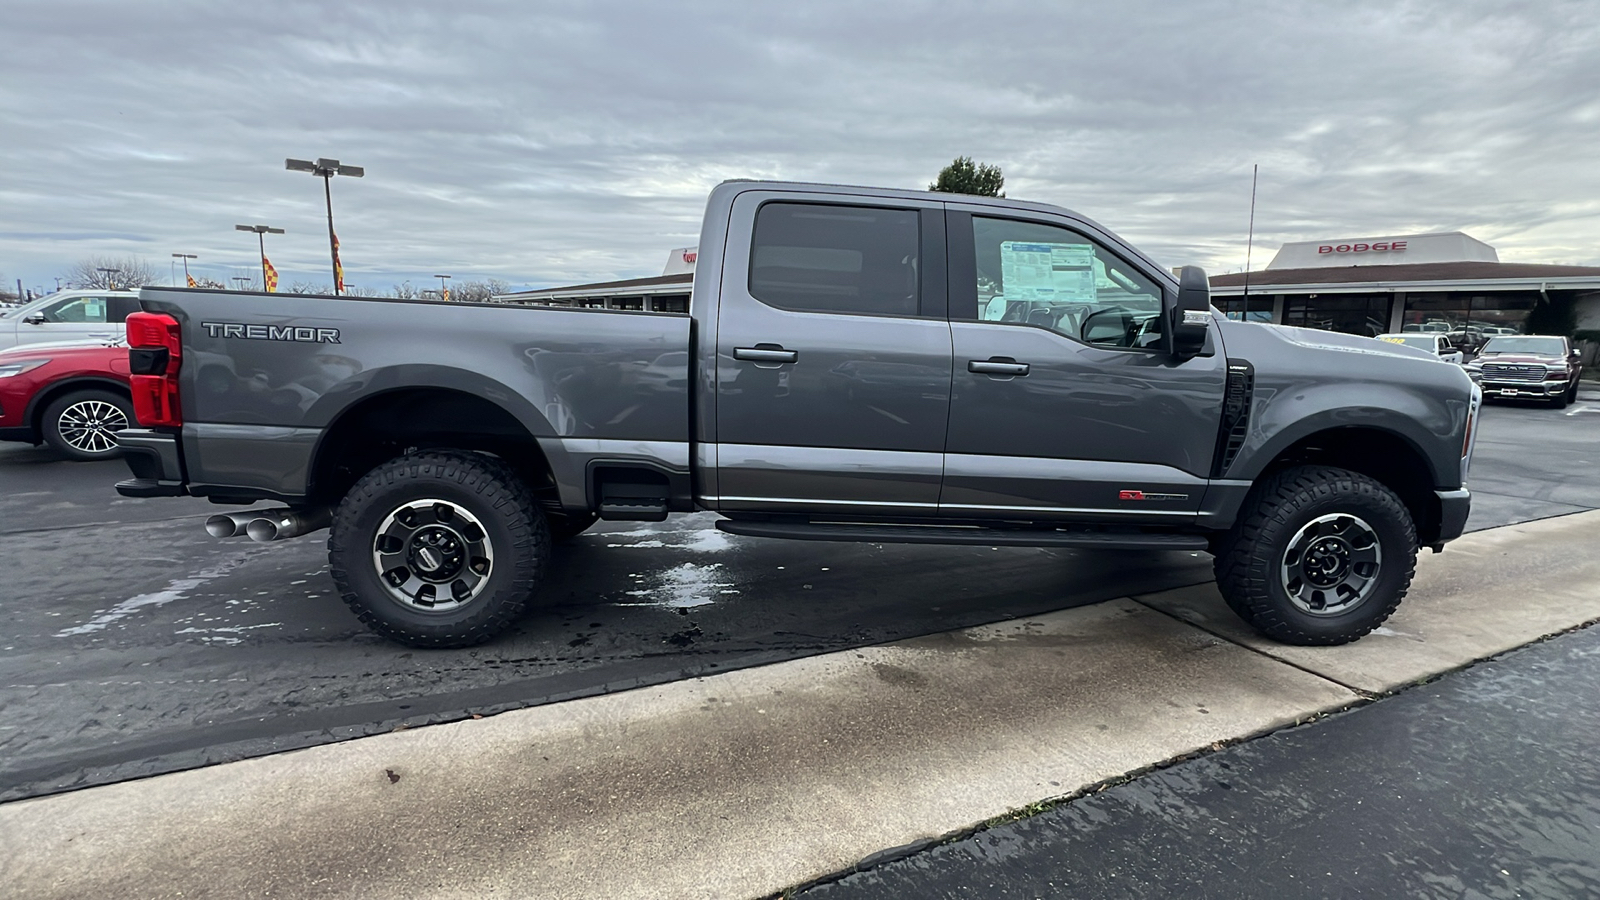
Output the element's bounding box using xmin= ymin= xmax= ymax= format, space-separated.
xmin=1170 ymin=266 xmax=1211 ymax=359
xmin=1081 ymin=308 xmax=1132 ymax=345
xmin=23 ymin=314 xmax=46 ymax=325
xmin=1572 ymin=349 xmax=1582 ymax=360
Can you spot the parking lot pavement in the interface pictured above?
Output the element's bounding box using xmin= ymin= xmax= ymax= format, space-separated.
xmin=799 ymin=621 xmax=1600 ymax=900
xmin=0 ymin=445 xmax=1218 ymax=800
xmin=0 ymin=397 xmax=1593 ymax=803
xmin=4 ymin=509 xmax=1597 ymax=900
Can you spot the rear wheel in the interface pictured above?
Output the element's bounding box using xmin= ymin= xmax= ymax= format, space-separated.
xmin=1215 ymin=465 xmax=1416 ymax=645
xmin=42 ymin=389 xmax=133 ymax=460
xmin=328 ymin=450 xmax=549 ymax=647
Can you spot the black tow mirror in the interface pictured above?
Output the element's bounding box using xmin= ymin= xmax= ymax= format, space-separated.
xmin=1170 ymin=265 xmax=1211 ymax=359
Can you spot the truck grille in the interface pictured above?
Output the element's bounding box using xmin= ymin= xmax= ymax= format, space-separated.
xmin=1479 ymin=363 xmax=1546 ymax=383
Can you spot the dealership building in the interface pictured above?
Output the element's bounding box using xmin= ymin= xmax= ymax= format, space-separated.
xmin=1209 ymin=232 xmax=1600 ymax=341
xmin=503 ymin=234 xmax=1600 ymax=348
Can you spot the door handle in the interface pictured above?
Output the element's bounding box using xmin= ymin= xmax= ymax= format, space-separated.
xmin=968 ymin=358 xmax=1030 ymax=376
xmin=734 ymin=345 xmax=799 ymax=364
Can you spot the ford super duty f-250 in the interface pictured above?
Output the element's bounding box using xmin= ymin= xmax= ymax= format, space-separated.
xmin=115 ymin=181 xmax=1481 ymax=648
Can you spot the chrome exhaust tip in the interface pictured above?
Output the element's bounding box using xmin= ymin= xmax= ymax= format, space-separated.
xmin=205 ymin=509 xmax=281 ymax=538
xmin=246 ymin=507 xmax=333 ymax=543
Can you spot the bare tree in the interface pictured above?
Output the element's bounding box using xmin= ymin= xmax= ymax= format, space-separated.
xmin=448 ymin=278 xmax=512 ymax=303
xmin=65 ymin=255 xmax=161 ymax=289
xmin=288 ymin=280 xmax=331 ymax=294
xmin=391 ymin=280 xmax=422 ymax=299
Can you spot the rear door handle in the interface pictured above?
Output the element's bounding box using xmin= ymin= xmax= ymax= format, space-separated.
xmin=734 ymin=345 xmax=799 ymax=364
xmin=968 ymin=358 xmax=1030 ymax=376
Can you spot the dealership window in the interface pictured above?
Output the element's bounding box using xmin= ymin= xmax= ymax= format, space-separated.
xmin=749 ymin=202 xmax=920 ymax=317
xmin=1219 ymin=295 xmax=1273 ymax=323
xmin=1283 ymin=293 xmax=1392 ymax=337
xmin=1400 ymin=291 xmax=1537 ymax=336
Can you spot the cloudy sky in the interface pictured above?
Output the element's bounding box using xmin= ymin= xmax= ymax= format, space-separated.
xmin=3 ymin=0 xmax=1598 ymax=296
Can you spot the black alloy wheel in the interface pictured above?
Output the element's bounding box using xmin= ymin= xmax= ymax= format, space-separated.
xmin=328 ymin=450 xmax=549 ymax=647
xmin=1214 ymin=465 xmax=1417 ymax=646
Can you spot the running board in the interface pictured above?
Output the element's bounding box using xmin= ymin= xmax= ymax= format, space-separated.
xmin=715 ymin=520 xmax=1209 ymax=550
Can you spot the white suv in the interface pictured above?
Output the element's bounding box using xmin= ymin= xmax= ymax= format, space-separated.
xmin=0 ymin=290 xmax=140 ymax=351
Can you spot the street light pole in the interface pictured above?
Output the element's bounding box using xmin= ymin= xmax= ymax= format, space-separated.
xmin=232 ymin=277 xmax=252 ymax=291
xmin=235 ymin=225 xmax=284 ymax=290
xmin=172 ymin=253 xmax=197 ymax=286
xmin=285 ymin=158 xmax=364 ymax=295
xmin=96 ymin=267 xmax=121 ymax=289
xmin=435 ymin=274 xmax=451 ymax=300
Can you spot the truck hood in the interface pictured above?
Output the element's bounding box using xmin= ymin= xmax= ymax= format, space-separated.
xmin=1472 ymin=353 xmax=1564 ymax=365
xmin=1246 ymin=322 xmax=1438 ymax=363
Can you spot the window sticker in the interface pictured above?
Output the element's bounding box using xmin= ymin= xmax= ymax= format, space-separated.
xmin=86 ymin=299 xmax=105 ymax=318
xmin=999 ymin=241 xmax=1097 ymax=304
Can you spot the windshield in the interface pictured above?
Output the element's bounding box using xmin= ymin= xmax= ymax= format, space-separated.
xmin=1480 ymin=336 xmax=1565 ymax=355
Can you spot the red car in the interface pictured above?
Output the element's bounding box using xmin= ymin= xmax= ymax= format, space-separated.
xmin=0 ymin=340 xmax=134 ymax=460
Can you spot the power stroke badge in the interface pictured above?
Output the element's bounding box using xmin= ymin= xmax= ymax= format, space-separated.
xmin=202 ymin=322 xmax=341 ymax=344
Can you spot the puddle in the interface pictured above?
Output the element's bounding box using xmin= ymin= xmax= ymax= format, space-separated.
xmin=613 ymin=562 xmax=736 ymax=609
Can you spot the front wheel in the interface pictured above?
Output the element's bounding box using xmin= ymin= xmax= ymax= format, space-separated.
xmin=1214 ymin=465 xmax=1416 ymax=646
xmin=328 ymin=450 xmax=549 ymax=647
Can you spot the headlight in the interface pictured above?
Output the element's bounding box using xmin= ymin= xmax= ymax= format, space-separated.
xmin=0 ymin=359 xmax=49 ymax=378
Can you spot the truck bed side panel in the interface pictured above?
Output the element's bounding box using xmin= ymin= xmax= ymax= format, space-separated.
xmin=137 ymin=289 xmax=690 ymax=500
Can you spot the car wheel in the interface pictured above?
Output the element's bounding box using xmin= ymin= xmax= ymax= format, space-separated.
xmin=41 ymin=389 xmax=133 ymax=461
xmin=1214 ymin=465 xmax=1416 ymax=646
xmin=1551 ymin=387 xmax=1570 ymax=409
xmin=327 ymin=450 xmax=549 ymax=648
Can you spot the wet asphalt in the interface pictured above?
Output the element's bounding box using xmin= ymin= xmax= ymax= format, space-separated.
xmin=0 ymin=396 xmax=1596 ymax=805
xmin=798 ymin=619 xmax=1600 ymax=900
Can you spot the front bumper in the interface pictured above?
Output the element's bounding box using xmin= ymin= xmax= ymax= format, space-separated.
xmin=1434 ymin=488 xmax=1471 ymax=546
xmin=115 ymin=428 xmax=188 ymax=497
xmin=1477 ymin=379 xmax=1568 ymax=399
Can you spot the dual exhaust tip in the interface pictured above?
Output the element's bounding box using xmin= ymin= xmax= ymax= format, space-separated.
xmin=205 ymin=507 xmax=332 ymax=543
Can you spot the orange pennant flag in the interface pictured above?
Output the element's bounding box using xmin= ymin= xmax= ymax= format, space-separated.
xmin=263 ymin=257 xmax=279 ymax=293
xmin=332 ymin=232 xmax=345 ymax=293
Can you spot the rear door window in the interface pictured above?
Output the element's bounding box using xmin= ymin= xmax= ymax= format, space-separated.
xmin=45 ymin=296 xmax=111 ymax=323
xmin=748 ymin=202 xmax=920 ymax=317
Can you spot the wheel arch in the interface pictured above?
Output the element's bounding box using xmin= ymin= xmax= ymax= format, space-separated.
xmin=306 ymin=386 xmax=569 ymax=513
xmin=27 ymin=377 xmax=131 ymax=432
xmin=1249 ymin=425 xmax=1443 ymax=546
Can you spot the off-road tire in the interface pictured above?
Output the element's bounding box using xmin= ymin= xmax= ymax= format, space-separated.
xmin=1214 ymin=465 xmax=1416 ymax=646
xmin=547 ymin=511 xmax=599 ymax=542
xmin=41 ymin=389 xmax=133 ymax=460
xmin=328 ymin=450 xmax=549 ymax=647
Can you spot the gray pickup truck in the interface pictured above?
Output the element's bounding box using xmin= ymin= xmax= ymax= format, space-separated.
xmin=116 ymin=180 xmax=1480 ymax=648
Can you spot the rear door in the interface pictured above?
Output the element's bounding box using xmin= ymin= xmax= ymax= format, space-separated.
xmin=712 ymin=191 xmax=952 ymax=516
xmin=940 ymin=209 xmax=1227 ymax=521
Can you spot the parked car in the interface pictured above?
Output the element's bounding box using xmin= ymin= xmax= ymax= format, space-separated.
xmin=1376 ymin=333 xmax=1465 ymax=365
xmin=0 ymin=290 xmax=141 ymax=352
xmin=0 ymin=339 xmax=134 ymax=459
xmin=1464 ymin=335 xmax=1584 ymax=407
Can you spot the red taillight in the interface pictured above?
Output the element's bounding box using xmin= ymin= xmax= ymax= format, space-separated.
xmin=126 ymin=312 xmax=182 ymax=427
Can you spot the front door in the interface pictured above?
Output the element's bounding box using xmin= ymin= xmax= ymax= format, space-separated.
xmin=941 ymin=211 xmax=1227 ymax=522
xmin=712 ymin=192 xmax=952 ymax=516
xmin=15 ymin=294 xmax=134 ymax=348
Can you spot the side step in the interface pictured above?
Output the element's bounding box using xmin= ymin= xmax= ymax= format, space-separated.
xmin=715 ymin=520 xmax=1209 ymax=551
xmin=598 ymin=483 xmax=669 ymax=522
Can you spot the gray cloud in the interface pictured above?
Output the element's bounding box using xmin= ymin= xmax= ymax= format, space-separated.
xmin=3 ymin=0 xmax=1598 ymax=296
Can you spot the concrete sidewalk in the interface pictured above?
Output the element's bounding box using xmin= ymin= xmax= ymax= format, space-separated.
xmin=5 ymin=511 xmax=1600 ymax=900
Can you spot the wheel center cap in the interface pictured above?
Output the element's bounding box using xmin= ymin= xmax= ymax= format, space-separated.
xmin=1304 ymin=538 xmax=1352 ymax=586
xmin=409 ymin=527 xmax=464 ymax=580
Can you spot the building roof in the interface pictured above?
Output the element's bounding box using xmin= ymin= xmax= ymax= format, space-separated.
xmin=1211 ymin=261 xmax=1600 ymax=293
xmin=503 ymin=271 xmax=693 ymax=300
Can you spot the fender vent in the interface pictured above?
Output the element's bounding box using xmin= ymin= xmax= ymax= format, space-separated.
xmin=1212 ymin=359 xmax=1254 ymax=478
